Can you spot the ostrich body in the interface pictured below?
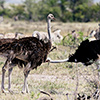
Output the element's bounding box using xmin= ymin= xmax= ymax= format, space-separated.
xmin=0 ymin=32 xmax=24 ymax=39
xmin=47 ymin=39 xmax=100 ymax=66
xmin=5 ymin=32 xmax=24 ymax=39
xmin=0 ymin=32 xmax=24 ymax=46
xmin=1 ymin=14 xmax=55 ymax=93
xmin=0 ymin=38 xmax=17 ymax=44
xmin=32 ymin=29 xmax=63 ymax=43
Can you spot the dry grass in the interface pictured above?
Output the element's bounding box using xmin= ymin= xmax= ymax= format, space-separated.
xmin=0 ymin=20 xmax=99 ymax=100
xmin=0 ymin=47 xmax=99 ymax=100
xmin=0 ymin=19 xmax=99 ymax=36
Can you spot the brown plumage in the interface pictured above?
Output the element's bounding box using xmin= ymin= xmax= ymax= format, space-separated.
xmin=0 ymin=32 xmax=24 ymax=45
xmin=0 ymin=38 xmax=17 ymax=44
xmin=1 ymin=14 xmax=55 ymax=93
xmin=0 ymin=37 xmax=51 ymax=68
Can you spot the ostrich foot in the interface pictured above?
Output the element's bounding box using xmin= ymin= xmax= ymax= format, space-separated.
xmin=26 ymin=90 xmax=29 ymax=93
xmin=8 ymin=89 xmax=14 ymax=94
xmin=21 ymin=89 xmax=29 ymax=94
xmin=8 ymin=89 xmax=19 ymax=94
xmin=1 ymin=89 xmax=9 ymax=94
xmin=26 ymin=88 xmax=29 ymax=93
xmin=21 ymin=90 xmax=26 ymax=94
xmin=21 ymin=91 xmax=29 ymax=94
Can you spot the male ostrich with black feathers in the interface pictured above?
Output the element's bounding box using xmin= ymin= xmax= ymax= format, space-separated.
xmin=47 ymin=39 xmax=100 ymax=67
xmin=46 ymin=38 xmax=100 ymax=99
xmin=0 ymin=14 xmax=55 ymax=93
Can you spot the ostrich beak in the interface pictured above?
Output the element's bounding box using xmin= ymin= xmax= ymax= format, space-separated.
xmin=53 ymin=17 xmax=56 ymax=20
xmin=46 ymin=58 xmax=51 ymax=65
xmin=46 ymin=57 xmax=51 ymax=62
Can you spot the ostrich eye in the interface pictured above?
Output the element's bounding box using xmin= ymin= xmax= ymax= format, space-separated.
xmin=51 ymin=15 xmax=54 ymax=17
xmin=50 ymin=15 xmax=54 ymax=19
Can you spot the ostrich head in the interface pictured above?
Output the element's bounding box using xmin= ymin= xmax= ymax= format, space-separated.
xmin=89 ymin=30 xmax=96 ymax=37
xmin=47 ymin=14 xmax=55 ymax=20
xmin=47 ymin=14 xmax=55 ymax=41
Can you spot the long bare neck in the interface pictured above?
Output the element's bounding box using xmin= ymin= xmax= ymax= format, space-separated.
xmin=15 ymin=33 xmax=18 ymax=39
xmin=49 ymin=58 xmax=69 ymax=63
xmin=47 ymin=18 xmax=51 ymax=40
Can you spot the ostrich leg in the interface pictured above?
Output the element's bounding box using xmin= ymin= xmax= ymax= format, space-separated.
xmin=22 ymin=71 xmax=30 ymax=93
xmin=8 ymin=63 xmax=16 ymax=93
xmin=1 ymin=66 xmax=6 ymax=93
xmin=8 ymin=67 xmax=13 ymax=93
xmin=22 ymin=63 xmax=31 ymax=93
xmin=1 ymin=59 xmax=10 ymax=93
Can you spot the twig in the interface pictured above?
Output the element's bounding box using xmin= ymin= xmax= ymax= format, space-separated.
xmin=50 ymin=46 xmax=57 ymax=52
xmin=74 ymin=63 xmax=79 ymax=100
xmin=38 ymin=89 xmax=53 ymax=100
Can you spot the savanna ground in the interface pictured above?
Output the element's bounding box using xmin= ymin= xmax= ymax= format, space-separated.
xmin=0 ymin=19 xmax=100 ymax=100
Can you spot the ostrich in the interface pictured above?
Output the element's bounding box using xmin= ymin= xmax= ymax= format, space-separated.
xmin=47 ymin=39 xmax=100 ymax=67
xmin=52 ymin=29 xmax=63 ymax=43
xmin=32 ymin=29 xmax=63 ymax=43
xmin=88 ymin=23 xmax=100 ymax=41
xmin=4 ymin=32 xmax=24 ymax=39
xmin=0 ymin=33 xmax=4 ymax=39
xmin=94 ymin=24 xmax=100 ymax=40
xmin=0 ymin=32 xmax=24 ymax=45
xmin=47 ymin=39 xmax=100 ymax=99
xmin=71 ymin=30 xmax=78 ymax=40
xmin=0 ymin=15 xmax=4 ymax=23
xmin=1 ymin=13 xmax=55 ymax=93
xmin=88 ymin=30 xmax=96 ymax=41
xmin=32 ymin=31 xmax=48 ymax=42
xmin=47 ymin=24 xmax=100 ymax=66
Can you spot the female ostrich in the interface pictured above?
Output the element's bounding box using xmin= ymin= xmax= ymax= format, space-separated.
xmin=4 ymin=32 xmax=24 ymax=39
xmin=1 ymin=14 xmax=55 ymax=93
xmin=32 ymin=29 xmax=63 ymax=43
xmin=0 ymin=32 xmax=23 ymax=47
xmin=0 ymin=32 xmax=24 ymax=45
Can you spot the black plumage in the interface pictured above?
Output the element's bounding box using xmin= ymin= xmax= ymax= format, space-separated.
xmin=68 ymin=39 xmax=100 ymax=65
xmin=48 ymin=39 xmax=100 ymax=66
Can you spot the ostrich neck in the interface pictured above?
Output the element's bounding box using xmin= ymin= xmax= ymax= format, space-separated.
xmin=49 ymin=58 xmax=69 ymax=63
xmin=15 ymin=33 xmax=18 ymax=39
xmin=99 ymin=27 xmax=100 ymax=32
xmin=47 ymin=18 xmax=51 ymax=40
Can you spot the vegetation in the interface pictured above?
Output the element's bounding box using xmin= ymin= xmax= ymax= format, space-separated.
xmin=0 ymin=19 xmax=99 ymax=99
xmin=60 ymin=32 xmax=83 ymax=46
xmin=0 ymin=0 xmax=100 ymax=22
xmin=0 ymin=0 xmax=100 ymax=98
